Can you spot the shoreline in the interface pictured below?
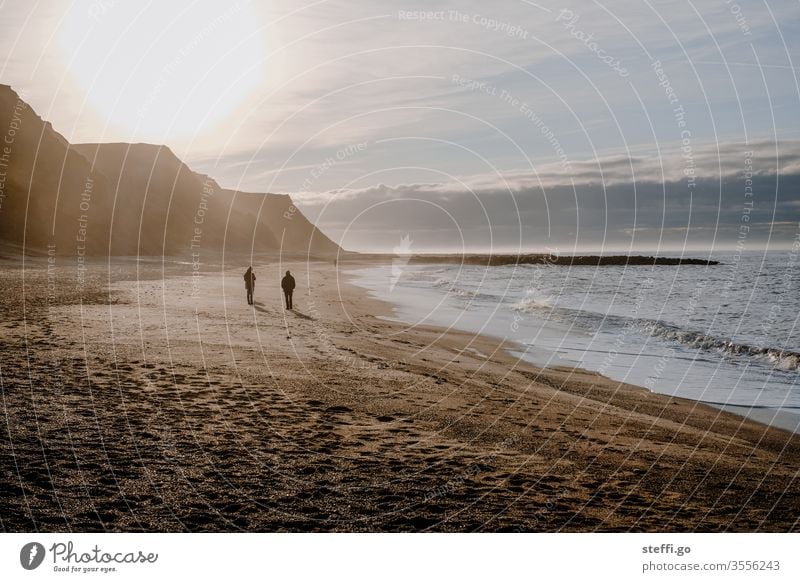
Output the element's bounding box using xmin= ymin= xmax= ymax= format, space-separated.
xmin=1 ymin=255 xmax=798 ymax=531
xmin=370 ymin=288 xmax=800 ymax=435
xmin=347 ymin=259 xmax=800 ymax=436
xmin=709 ymin=404 xmax=800 ymax=435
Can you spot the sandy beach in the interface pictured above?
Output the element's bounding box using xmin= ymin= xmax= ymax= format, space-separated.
xmin=1 ymin=255 xmax=798 ymax=532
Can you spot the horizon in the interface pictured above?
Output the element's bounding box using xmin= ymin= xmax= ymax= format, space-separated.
xmin=357 ymin=246 xmax=800 ymax=254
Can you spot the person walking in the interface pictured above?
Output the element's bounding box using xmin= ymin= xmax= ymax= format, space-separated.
xmin=244 ymin=266 xmax=256 ymax=305
xmin=281 ymin=270 xmax=295 ymax=310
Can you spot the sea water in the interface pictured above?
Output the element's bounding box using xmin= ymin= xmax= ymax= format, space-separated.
xmin=349 ymin=251 xmax=800 ymax=432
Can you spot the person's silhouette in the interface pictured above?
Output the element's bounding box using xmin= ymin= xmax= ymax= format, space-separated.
xmin=244 ymin=266 xmax=256 ymax=305
xmin=281 ymin=270 xmax=296 ymax=310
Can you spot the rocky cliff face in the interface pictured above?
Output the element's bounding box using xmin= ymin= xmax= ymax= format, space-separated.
xmin=0 ymin=85 xmax=340 ymax=257
xmin=0 ymin=85 xmax=113 ymax=255
xmin=71 ymin=142 xmax=281 ymax=256
xmin=211 ymin=188 xmax=340 ymax=257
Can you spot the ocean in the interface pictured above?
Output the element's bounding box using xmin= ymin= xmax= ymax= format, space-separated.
xmin=350 ymin=250 xmax=800 ymax=432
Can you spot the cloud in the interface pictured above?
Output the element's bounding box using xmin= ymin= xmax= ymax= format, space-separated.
xmin=294 ymin=138 xmax=800 ymax=205
xmin=293 ymin=138 xmax=800 ymax=252
xmin=2 ymin=0 xmax=798 ymax=254
xmin=5 ymin=0 xmax=799 ymax=158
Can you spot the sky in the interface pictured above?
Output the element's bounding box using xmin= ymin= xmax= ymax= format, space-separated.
xmin=1 ymin=0 xmax=799 ymax=252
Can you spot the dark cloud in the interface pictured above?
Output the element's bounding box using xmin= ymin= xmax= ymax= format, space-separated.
xmin=297 ymin=140 xmax=800 ymax=251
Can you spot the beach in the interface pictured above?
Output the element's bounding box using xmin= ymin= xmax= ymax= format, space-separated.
xmin=349 ymin=254 xmax=800 ymax=434
xmin=1 ymin=256 xmax=798 ymax=532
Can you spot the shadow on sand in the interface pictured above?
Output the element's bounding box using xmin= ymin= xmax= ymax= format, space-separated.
xmin=252 ymin=302 xmax=271 ymax=314
xmin=251 ymin=303 xmax=314 ymax=321
xmin=290 ymin=309 xmax=314 ymax=321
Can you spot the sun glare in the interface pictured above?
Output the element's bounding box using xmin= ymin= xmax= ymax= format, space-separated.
xmin=58 ymin=0 xmax=265 ymax=142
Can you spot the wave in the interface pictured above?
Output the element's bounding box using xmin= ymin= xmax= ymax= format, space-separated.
xmin=406 ymin=262 xmax=799 ymax=372
xmin=429 ymin=278 xmax=500 ymax=304
xmin=512 ymin=295 xmax=555 ymax=312
xmin=510 ymin=299 xmax=799 ymax=371
xmin=639 ymin=320 xmax=800 ymax=371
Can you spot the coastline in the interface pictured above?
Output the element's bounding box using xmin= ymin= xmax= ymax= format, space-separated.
xmin=348 ymin=258 xmax=800 ymax=436
xmin=1 ymin=255 xmax=798 ymax=531
xmin=710 ymin=404 xmax=800 ymax=435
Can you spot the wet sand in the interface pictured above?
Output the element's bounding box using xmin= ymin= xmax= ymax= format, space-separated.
xmin=0 ymin=256 xmax=798 ymax=531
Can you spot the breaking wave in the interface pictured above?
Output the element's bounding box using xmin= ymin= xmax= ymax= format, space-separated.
xmin=511 ymin=300 xmax=799 ymax=372
xmin=638 ymin=320 xmax=800 ymax=371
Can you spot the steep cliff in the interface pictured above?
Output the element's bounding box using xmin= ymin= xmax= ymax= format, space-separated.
xmin=0 ymin=84 xmax=341 ymax=257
